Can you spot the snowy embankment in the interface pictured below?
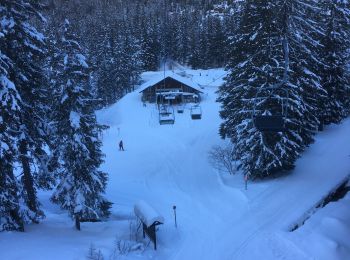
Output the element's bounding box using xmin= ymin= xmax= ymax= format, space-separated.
xmin=0 ymin=68 xmax=350 ymax=260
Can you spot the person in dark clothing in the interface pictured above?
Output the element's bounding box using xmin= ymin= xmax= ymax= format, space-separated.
xmin=119 ymin=140 xmax=124 ymax=151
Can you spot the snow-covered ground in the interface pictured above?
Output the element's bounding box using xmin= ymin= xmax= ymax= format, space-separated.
xmin=1 ymin=68 xmax=350 ymax=260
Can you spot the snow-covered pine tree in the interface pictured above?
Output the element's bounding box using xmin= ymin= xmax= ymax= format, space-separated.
xmin=0 ymin=0 xmax=50 ymax=225
xmin=45 ymin=0 xmax=237 ymax=71
xmin=198 ymin=19 xmax=211 ymax=69
xmin=0 ymin=155 xmax=24 ymax=231
xmin=176 ymin=12 xmax=191 ymax=65
xmin=42 ymin=18 xmax=69 ymax=190
xmin=140 ymin=18 xmax=161 ymax=71
xmin=141 ymin=22 xmax=160 ymax=71
xmin=218 ymin=0 xmax=307 ymax=177
xmin=188 ymin=11 xmax=203 ymax=69
xmin=51 ymin=20 xmax=111 ymax=228
xmin=320 ymin=0 xmax=350 ymax=124
xmin=91 ymin=16 xmax=143 ymax=107
xmin=94 ymin=19 xmax=122 ymax=106
xmin=0 ymin=21 xmax=23 ymax=231
xmin=121 ymin=26 xmax=143 ymax=93
xmin=207 ymin=16 xmax=227 ymax=67
xmin=277 ymin=0 xmax=328 ymax=143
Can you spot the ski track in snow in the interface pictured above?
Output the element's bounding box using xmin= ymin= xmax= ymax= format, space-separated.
xmin=1 ymin=68 xmax=350 ymax=260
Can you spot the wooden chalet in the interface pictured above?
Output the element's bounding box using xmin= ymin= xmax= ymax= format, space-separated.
xmin=139 ymin=73 xmax=203 ymax=104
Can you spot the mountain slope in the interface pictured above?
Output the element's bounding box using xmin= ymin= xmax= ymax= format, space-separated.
xmin=0 ymin=68 xmax=349 ymax=260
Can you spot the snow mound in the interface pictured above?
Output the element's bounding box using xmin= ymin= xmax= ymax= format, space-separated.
xmin=134 ymin=200 xmax=164 ymax=227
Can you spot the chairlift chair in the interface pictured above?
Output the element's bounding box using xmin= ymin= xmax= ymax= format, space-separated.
xmin=190 ymin=105 xmax=202 ymax=120
xmin=177 ymin=94 xmax=185 ymax=113
xmin=177 ymin=102 xmax=185 ymax=113
xmin=252 ymin=86 xmax=289 ymax=132
xmin=159 ymin=105 xmax=175 ymax=125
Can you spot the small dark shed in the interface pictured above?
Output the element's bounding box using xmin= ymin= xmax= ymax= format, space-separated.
xmin=139 ymin=73 xmax=203 ymax=104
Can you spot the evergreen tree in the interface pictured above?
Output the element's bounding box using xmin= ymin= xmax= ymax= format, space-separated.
xmin=176 ymin=13 xmax=191 ymax=65
xmin=0 ymin=27 xmax=23 ymax=231
xmin=207 ymin=16 xmax=226 ymax=67
xmin=1 ymin=0 xmax=49 ymax=226
xmin=0 ymin=156 xmax=24 ymax=231
xmin=140 ymin=21 xmax=161 ymax=71
xmin=45 ymin=0 xmax=234 ymax=77
xmin=277 ymin=0 xmax=328 ymax=144
xmin=198 ymin=19 xmax=210 ymax=69
xmin=89 ymin=16 xmax=143 ymax=107
xmin=188 ymin=11 xmax=203 ymax=68
xmin=51 ymin=20 xmax=111 ymax=227
xmin=121 ymin=25 xmax=143 ymax=93
xmin=94 ymin=19 xmax=122 ymax=106
xmin=218 ymin=0 xmax=307 ymax=177
xmin=320 ymin=0 xmax=350 ymax=124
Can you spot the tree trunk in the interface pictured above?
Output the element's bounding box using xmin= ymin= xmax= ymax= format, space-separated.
xmin=19 ymin=139 xmax=38 ymax=218
xmin=10 ymin=209 xmax=24 ymax=232
xmin=75 ymin=214 xmax=81 ymax=231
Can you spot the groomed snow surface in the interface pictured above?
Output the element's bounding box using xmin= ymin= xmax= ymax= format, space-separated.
xmin=1 ymin=68 xmax=350 ymax=260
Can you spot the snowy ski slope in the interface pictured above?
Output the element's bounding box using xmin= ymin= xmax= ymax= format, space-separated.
xmin=1 ymin=68 xmax=349 ymax=260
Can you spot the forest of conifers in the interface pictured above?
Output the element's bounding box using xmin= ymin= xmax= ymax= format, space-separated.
xmin=1 ymin=0 xmax=349 ymax=232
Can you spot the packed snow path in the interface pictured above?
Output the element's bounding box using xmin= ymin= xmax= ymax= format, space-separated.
xmin=98 ymin=69 xmax=350 ymax=260
xmin=1 ymin=69 xmax=349 ymax=260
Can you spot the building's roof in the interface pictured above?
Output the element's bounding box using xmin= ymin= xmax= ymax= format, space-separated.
xmin=138 ymin=72 xmax=203 ymax=93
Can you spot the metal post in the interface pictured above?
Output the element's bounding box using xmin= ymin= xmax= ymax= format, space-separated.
xmin=244 ymin=174 xmax=248 ymax=190
xmin=173 ymin=205 xmax=177 ymax=228
xmin=154 ymin=227 xmax=157 ymax=250
xmin=164 ymin=57 xmax=166 ymax=90
xmin=75 ymin=214 xmax=81 ymax=231
xmin=142 ymin=223 xmax=146 ymax=238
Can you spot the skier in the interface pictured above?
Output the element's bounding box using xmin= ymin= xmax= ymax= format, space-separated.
xmin=119 ymin=140 xmax=124 ymax=151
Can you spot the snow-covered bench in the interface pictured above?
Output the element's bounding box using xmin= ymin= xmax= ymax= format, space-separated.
xmin=134 ymin=200 xmax=164 ymax=250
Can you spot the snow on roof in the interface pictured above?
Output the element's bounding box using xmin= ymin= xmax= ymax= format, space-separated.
xmin=134 ymin=200 xmax=164 ymax=227
xmin=138 ymin=72 xmax=203 ymax=93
